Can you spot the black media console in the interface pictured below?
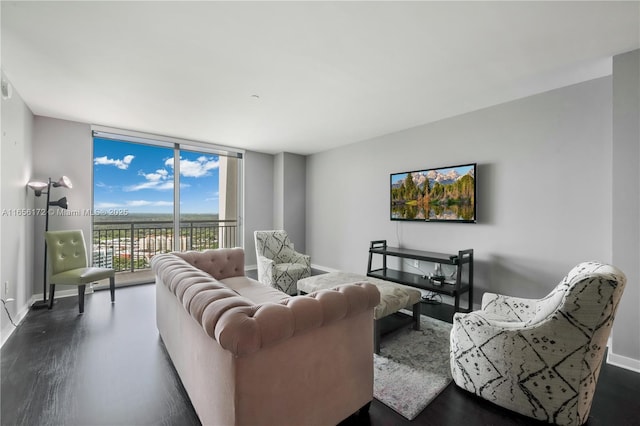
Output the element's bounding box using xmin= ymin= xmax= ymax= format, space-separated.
xmin=366 ymin=240 xmax=474 ymax=313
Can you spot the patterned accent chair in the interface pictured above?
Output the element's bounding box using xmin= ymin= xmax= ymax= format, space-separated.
xmin=254 ymin=230 xmax=311 ymax=295
xmin=450 ymin=262 xmax=626 ymax=426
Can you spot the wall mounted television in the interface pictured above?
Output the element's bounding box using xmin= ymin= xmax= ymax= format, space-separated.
xmin=390 ymin=163 xmax=476 ymax=223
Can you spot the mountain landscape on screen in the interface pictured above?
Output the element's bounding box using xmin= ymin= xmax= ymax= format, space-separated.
xmin=391 ymin=164 xmax=476 ymax=222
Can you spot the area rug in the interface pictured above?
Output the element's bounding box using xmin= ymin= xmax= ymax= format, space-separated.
xmin=373 ymin=314 xmax=453 ymax=420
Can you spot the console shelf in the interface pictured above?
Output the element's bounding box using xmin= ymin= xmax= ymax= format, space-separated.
xmin=367 ymin=240 xmax=474 ymax=313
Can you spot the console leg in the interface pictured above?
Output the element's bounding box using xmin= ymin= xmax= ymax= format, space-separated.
xmin=374 ymin=321 xmax=380 ymax=354
xmin=413 ymin=302 xmax=421 ymax=330
xmin=358 ymin=400 xmax=371 ymax=415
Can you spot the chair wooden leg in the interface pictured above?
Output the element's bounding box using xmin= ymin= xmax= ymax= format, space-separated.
xmin=109 ymin=276 xmax=115 ymax=303
xmin=78 ymin=285 xmax=86 ymax=314
xmin=48 ymin=284 xmax=56 ymax=309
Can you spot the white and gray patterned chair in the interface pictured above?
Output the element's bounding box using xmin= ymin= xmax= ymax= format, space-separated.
xmin=450 ymin=261 xmax=626 ymax=426
xmin=254 ymin=230 xmax=311 ymax=295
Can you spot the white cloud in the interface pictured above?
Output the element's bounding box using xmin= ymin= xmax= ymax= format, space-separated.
xmin=165 ymin=156 xmax=219 ymax=178
xmin=124 ymin=154 xmax=214 ymax=192
xmin=141 ymin=169 xmax=169 ymax=182
xmin=94 ymin=154 xmax=135 ymax=170
xmin=124 ymin=180 xmax=175 ymax=192
xmin=123 ymin=167 xmax=173 ymax=192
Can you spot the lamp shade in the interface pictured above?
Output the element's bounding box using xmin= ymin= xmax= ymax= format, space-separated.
xmin=53 ymin=176 xmax=72 ymax=189
xmin=27 ymin=181 xmax=48 ymax=196
xmin=49 ymin=197 xmax=68 ymax=210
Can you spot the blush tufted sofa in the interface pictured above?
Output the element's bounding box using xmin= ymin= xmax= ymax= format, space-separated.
xmin=151 ymin=248 xmax=380 ymax=426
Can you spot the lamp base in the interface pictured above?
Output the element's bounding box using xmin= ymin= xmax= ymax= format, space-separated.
xmin=31 ymin=299 xmax=49 ymax=310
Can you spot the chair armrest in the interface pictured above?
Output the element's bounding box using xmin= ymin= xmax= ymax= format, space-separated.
xmin=256 ymin=255 xmax=275 ymax=285
xmin=290 ymin=252 xmax=311 ymax=268
xmin=278 ymin=246 xmax=311 ymax=267
xmin=481 ymin=292 xmax=537 ymax=321
xmin=453 ymin=310 xmax=527 ymax=331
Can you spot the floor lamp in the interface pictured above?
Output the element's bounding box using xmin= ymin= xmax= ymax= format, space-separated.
xmin=28 ymin=176 xmax=73 ymax=310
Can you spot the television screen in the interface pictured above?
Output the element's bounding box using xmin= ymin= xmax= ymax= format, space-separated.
xmin=390 ymin=163 xmax=476 ymax=222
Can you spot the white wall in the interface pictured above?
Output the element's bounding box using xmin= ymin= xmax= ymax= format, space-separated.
xmin=0 ymin=73 xmax=34 ymax=344
xmin=611 ymin=49 xmax=640 ymax=368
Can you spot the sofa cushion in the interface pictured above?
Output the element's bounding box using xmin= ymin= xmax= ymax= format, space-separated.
xmin=298 ymin=271 xmax=422 ymax=320
xmin=219 ymin=276 xmax=288 ymax=305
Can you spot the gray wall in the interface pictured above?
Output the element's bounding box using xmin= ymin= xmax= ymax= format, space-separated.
xmin=307 ymin=75 xmax=630 ymax=350
xmin=31 ymin=117 xmax=93 ymax=300
xmin=308 ymin=77 xmax=612 ymax=291
xmin=282 ymin=153 xmax=306 ymax=252
xmin=272 ymin=152 xmax=307 ymax=252
xmin=273 ymin=152 xmax=284 ymax=230
xmin=611 ymin=49 xmax=640 ymax=364
xmin=0 ymin=73 xmax=34 ymax=343
xmin=243 ymin=150 xmax=275 ymax=266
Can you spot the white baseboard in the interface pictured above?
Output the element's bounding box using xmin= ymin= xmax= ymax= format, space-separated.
xmin=310 ymin=263 xmax=340 ymax=273
xmin=607 ymin=350 xmax=640 ymax=373
xmin=33 ymin=285 xmax=94 ymax=302
xmin=246 ymin=264 xmax=338 ymax=273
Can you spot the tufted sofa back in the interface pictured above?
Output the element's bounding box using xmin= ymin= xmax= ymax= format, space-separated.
xmin=45 ymin=230 xmax=88 ymax=275
xmin=174 ymin=248 xmax=246 ymax=280
xmin=151 ymin=249 xmax=380 ymax=356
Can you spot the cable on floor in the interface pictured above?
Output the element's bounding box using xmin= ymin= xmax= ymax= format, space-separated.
xmin=1 ymin=298 xmax=18 ymax=327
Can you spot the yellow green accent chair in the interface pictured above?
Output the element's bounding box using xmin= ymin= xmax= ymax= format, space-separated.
xmin=45 ymin=230 xmax=115 ymax=314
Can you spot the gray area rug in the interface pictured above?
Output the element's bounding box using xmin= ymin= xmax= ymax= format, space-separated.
xmin=374 ymin=314 xmax=453 ymax=420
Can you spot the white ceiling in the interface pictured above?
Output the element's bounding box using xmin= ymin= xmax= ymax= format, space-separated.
xmin=2 ymin=1 xmax=639 ymax=155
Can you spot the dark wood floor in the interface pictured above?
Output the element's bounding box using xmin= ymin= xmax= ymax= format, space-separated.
xmin=2 ymin=283 xmax=639 ymax=426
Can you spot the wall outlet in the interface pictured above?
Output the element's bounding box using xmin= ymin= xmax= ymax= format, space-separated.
xmin=3 ymin=281 xmax=7 ymax=296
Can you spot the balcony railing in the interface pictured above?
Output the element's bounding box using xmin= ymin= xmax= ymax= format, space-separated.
xmin=93 ymin=219 xmax=238 ymax=273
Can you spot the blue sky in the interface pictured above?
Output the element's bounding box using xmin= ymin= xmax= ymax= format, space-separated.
xmin=93 ymin=138 xmax=219 ymax=214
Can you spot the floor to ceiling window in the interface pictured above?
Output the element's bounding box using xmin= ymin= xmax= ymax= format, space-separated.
xmin=92 ymin=129 xmax=242 ymax=285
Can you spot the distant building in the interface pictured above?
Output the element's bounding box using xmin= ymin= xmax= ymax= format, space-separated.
xmin=93 ymin=248 xmax=113 ymax=268
xmin=138 ymin=235 xmax=190 ymax=252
